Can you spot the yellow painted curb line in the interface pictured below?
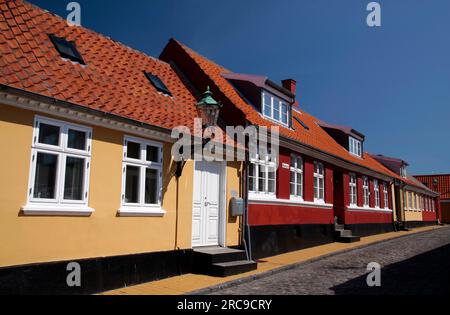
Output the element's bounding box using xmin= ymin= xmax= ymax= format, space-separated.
xmin=101 ymin=225 xmax=444 ymax=295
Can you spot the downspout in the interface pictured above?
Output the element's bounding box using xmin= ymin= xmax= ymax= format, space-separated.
xmin=243 ymin=136 xmax=252 ymax=261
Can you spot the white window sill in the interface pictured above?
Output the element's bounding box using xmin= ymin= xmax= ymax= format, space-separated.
xmin=118 ymin=206 xmax=166 ymax=217
xmin=347 ymin=206 xmax=393 ymax=213
xmin=21 ymin=204 xmax=94 ymax=216
xmin=249 ymin=197 xmax=333 ymax=209
xmin=248 ymin=193 xmax=277 ymax=201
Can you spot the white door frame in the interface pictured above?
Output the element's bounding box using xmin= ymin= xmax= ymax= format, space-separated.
xmin=192 ymin=160 xmax=227 ymax=248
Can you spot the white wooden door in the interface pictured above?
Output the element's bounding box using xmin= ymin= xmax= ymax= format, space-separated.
xmin=192 ymin=161 xmax=222 ymax=247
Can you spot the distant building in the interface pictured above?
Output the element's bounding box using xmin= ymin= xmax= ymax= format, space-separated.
xmin=414 ymin=174 xmax=450 ymax=223
xmin=372 ymin=155 xmax=440 ymax=228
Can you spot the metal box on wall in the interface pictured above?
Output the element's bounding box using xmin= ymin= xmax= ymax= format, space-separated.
xmin=230 ymin=197 xmax=244 ymax=217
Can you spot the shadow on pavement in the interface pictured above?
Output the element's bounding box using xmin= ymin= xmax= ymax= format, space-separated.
xmin=331 ymin=244 xmax=450 ymax=295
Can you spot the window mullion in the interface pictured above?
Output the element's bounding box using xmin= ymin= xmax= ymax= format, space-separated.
xmin=56 ymin=152 xmax=65 ymax=204
xmin=140 ymin=165 xmax=146 ymax=206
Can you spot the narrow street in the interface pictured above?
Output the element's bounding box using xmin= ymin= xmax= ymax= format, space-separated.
xmin=212 ymin=226 xmax=450 ymax=295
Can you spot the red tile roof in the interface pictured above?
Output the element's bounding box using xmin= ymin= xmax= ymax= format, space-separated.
xmin=0 ymin=0 xmax=198 ymax=130
xmin=415 ymin=174 xmax=450 ymax=200
xmin=161 ymin=39 xmax=413 ymax=181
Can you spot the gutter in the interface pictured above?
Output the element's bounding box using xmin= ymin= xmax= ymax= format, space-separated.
xmin=0 ymin=84 xmax=173 ymax=138
xmin=278 ymin=134 xmax=394 ymax=183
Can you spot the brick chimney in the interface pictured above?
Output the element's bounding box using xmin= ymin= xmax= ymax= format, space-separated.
xmin=282 ymin=78 xmax=297 ymax=95
xmin=282 ymin=78 xmax=299 ymax=108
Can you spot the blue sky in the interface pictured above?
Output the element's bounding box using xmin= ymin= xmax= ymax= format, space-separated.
xmin=28 ymin=0 xmax=450 ymax=174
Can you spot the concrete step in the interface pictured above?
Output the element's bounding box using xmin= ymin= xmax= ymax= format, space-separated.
xmin=193 ymin=246 xmax=247 ymax=265
xmin=340 ymin=230 xmax=353 ymax=237
xmin=337 ymin=235 xmax=361 ymax=243
xmin=335 ymin=224 xmax=345 ymax=230
xmin=210 ymin=260 xmax=258 ymax=277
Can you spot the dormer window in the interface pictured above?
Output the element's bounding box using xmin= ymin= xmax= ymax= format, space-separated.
xmin=49 ymin=34 xmax=85 ymax=65
xmin=349 ymin=136 xmax=362 ymax=157
xmin=262 ymin=91 xmax=289 ymax=127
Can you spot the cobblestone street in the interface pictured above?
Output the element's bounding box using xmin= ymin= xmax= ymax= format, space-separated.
xmin=212 ymin=226 xmax=450 ymax=295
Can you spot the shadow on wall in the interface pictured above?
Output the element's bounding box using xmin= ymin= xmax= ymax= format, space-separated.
xmin=330 ymin=244 xmax=450 ymax=295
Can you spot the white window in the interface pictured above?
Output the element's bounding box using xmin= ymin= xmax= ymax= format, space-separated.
xmin=349 ymin=173 xmax=357 ymax=206
xmin=413 ymin=193 xmax=417 ymax=210
xmin=23 ymin=116 xmax=93 ymax=215
xmin=262 ymin=91 xmax=290 ymax=127
xmin=290 ymin=155 xmax=303 ymax=199
xmin=407 ymin=192 xmax=412 ymax=209
xmin=349 ymin=136 xmax=362 ymax=157
xmin=362 ymin=176 xmax=370 ymax=207
xmin=424 ymin=197 xmax=428 ymax=211
xmin=383 ymin=183 xmax=389 ymax=209
xmin=119 ymin=136 xmax=164 ymax=216
xmin=431 ymin=199 xmax=435 ymax=212
xmin=249 ymin=154 xmax=276 ymax=197
xmin=374 ymin=179 xmax=380 ymax=208
xmin=314 ymin=162 xmax=325 ymax=202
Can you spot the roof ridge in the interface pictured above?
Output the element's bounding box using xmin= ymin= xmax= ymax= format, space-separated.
xmin=169 ymin=38 xmax=232 ymax=73
xmin=20 ymin=0 xmax=170 ymax=68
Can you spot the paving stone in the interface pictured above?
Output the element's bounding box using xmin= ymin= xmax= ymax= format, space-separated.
xmin=211 ymin=226 xmax=450 ymax=295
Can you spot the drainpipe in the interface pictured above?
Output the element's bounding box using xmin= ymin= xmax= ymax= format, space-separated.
xmin=243 ymin=136 xmax=252 ymax=261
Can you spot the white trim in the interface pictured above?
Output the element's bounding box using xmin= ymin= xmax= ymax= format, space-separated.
xmin=219 ymin=161 xmax=227 ymax=247
xmin=24 ymin=115 xmax=93 ymax=216
xmin=262 ymin=90 xmax=290 ymax=127
xmin=346 ymin=206 xmax=393 ymax=213
xmin=349 ymin=136 xmax=362 ymax=157
xmin=120 ymin=135 xmax=164 ymax=216
xmin=313 ymin=161 xmax=325 ymax=202
xmin=290 ymin=154 xmax=303 ymax=199
xmin=349 ymin=173 xmax=357 ymax=206
xmin=0 ymin=92 xmax=172 ymax=143
xmin=118 ymin=206 xmax=166 ymax=217
xmin=249 ymin=197 xmax=333 ymax=209
xmin=21 ymin=204 xmax=94 ymax=216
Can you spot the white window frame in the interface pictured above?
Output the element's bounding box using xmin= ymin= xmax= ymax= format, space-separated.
xmin=349 ymin=173 xmax=358 ymax=206
xmin=313 ymin=162 xmax=325 ymax=203
xmin=349 ymin=136 xmax=362 ymax=157
xmin=249 ymin=153 xmax=277 ymax=199
xmin=290 ymin=155 xmax=303 ymax=200
xmin=374 ymin=179 xmax=380 ymax=208
xmin=262 ymin=90 xmax=290 ymax=127
xmin=383 ymin=183 xmax=389 ymax=209
xmin=22 ymin=116 xmax=93 ymax=216
xmin=362 ymin=176 xmax=370 ymax=207
xmin=119 ymin=135 xmax=165 ymax=216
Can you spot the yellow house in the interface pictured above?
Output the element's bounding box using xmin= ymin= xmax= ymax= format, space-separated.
xmin=0 ymin=0 xmax=249 ymax=294
xmin=372 ymin=155 xmax=439 ymax=229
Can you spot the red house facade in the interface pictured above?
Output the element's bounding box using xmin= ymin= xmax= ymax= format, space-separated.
xmin=415 ymin=174 xmax=450 ymax=223
xmin=161 ymin=39 xmax=403 ymax=258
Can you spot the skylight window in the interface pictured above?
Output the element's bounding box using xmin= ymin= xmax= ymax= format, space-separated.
xmin=144 ymin=72 xmax=172 ymax=96
xmin=349 ymin=136 xmax=362 ymax=157
xmin=49 ymin=34 xmax=85 ymax=65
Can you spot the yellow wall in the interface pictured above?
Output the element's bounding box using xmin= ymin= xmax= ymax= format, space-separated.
xmin=0 ymin=105 xmax=241 ymax=267
xmin=398 ymin=188 xmax=423 ymax=222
